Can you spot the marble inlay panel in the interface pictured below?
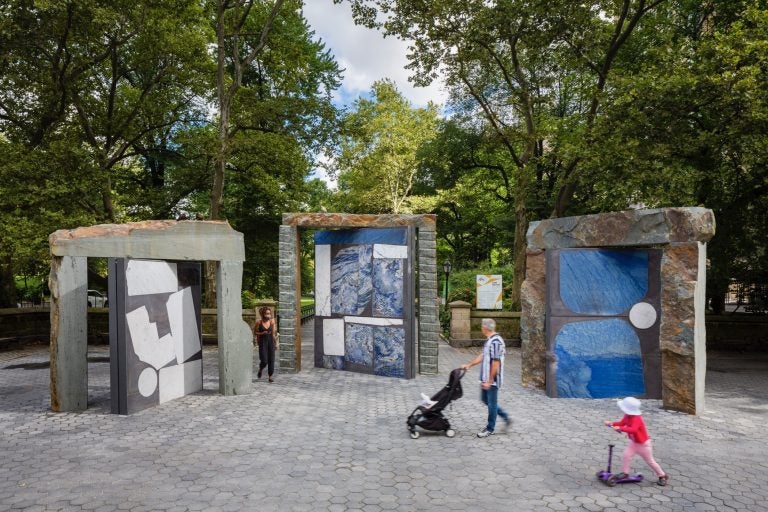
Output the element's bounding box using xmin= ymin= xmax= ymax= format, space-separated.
xmin=344 ymin=316 xmax=403 ymax=326
xmin=315 ymin=244 xmax=331 ymax=316
xmin=323 ymin=318 xmax=345 ymax=356
xmin=126 ymin=260 xmax=178 ymax=296
xmin=554 ymin=319 xmax=645 ymax=398
xmin=559 ymin=250 xmax=648 ymax=315
xmin=314 ymin=227 xmax=407 ymax=245
xmin=372 ymin=258 xmax=403 ymax=317
xmin=373 ymin=244 xmax=407 ymax=259
xmin=345 ymin=323 xmax=373 ymax=367
xmin=331 ymin=245 xmax=373 ymax=315
xmin=322 ymin=355 xmax=345 ymax=370
xmin=158 ymin=358 xmax=202 ymax=403
xmin=374 ymin=327 xmax=405 ymax=377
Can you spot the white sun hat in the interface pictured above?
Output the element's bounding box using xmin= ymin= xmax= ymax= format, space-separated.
xmin=617 ymin=396 xmax=642 ymax=416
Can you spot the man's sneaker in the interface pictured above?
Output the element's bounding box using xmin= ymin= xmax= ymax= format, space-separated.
xmin=500 ymin=417 xmax=512 ymax=433
xmin=477 ymin=429 xmax=493 ymax=438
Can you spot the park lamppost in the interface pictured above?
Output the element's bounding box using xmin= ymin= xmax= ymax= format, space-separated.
xmin=443 ymin=260 xmax=452 ymax=308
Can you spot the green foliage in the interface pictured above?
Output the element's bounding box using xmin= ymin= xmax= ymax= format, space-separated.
xmin=0 ymin=1 xmax=341 ymax=304
xmin=241 ymin=290 xmax=258 ymax=310
xmin=333 ymin=79 xmax=439 ymax=214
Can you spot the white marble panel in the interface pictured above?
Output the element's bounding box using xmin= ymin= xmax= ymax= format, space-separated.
xmin=167 ymin=287 xmax=201 ymax=363
xmin=126 ymin=259 xmax=178 ymax=296
xmin=323 ymin=318 xmax=345 ymax=356
xmin=344 ymin=316 xmax=403 ymax=326
xmin=126 ymin=306 xmax=176 ymax=370
xmin=315 ymin=244 xmax=332 ymax=316
xmin=373 ymin=244 xmax=407 ymax=259
xmin=158 ymin=359 xmax=202 ymax=403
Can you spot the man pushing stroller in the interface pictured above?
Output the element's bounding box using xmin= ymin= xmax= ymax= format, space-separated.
xmin=462 ymin=318 xmax=511 ymax=438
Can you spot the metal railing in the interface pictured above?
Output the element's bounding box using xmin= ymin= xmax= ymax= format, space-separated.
xmin=725 ymin=282 xmax=768 ymax=314
xmin=300 ymin=303 xmax=315 ymax=324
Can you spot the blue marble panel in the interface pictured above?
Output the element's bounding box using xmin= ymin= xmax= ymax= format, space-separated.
xmin=559 ymin=250 xmax=648 ymax=315
xmin=345 ymin=323 xmax=373 ymax=367
xmin=331 ymin=245 xmax=373 ymax=315
xmin=314 ymin=228 xmax=407 ymax=246
xmin=374 ymin=327 xmax=405 ymax=377
xmin=554 ymin=319 xmax=645 ymax=398
xmin=322 ymin=355 xmax=345 ymax=370
xmin=372 ymin=258 xmax=403 ymax=317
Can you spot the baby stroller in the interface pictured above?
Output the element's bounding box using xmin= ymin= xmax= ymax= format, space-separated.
xmin=406 ymin=368 xmax=465 ymax=439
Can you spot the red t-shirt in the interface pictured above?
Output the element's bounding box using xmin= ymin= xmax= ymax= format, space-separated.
xmin=611 ymin=414 xmax=650 ymax=443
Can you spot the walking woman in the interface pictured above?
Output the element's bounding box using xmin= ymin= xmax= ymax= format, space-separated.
xmin=253 ymin=306 xmax=278 ymax=383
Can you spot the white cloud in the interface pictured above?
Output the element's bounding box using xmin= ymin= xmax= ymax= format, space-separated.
xmin=303 ymin=1 xmax=447 ymax=108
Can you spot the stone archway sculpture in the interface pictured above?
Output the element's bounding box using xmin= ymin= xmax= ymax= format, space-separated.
xmin=48 ymin=221 xmax=252 ymax=412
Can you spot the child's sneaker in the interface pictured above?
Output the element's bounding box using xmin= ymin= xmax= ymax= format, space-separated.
xmin=614 ymin=472 xmax=629 ymax=480
xmin=477 ymin=429 xmax=493 ymax=438
xmin=657 ymin=474 xmax=669 ymax=486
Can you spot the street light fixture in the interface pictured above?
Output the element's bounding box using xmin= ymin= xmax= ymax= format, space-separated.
xmin=442 ymin=260 xmax=452 ymax=307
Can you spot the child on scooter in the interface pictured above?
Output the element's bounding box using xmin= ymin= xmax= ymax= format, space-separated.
xmin=605 ymin=396 xmax=669 ymax=486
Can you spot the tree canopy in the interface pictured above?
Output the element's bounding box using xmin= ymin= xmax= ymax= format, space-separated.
xmin=1 ymin=0 xmax=766 ymax=310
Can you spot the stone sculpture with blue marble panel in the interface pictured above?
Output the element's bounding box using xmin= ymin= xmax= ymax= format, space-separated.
xmin=373 ymin=326 xmax=405 ymax=377
xmin=559 ymin=250 xmax=648 ymax=315
xmin=372 ymin=258 xmax=403 ymax=317
xmin=554 ymin=318 xmax=645 ymax=398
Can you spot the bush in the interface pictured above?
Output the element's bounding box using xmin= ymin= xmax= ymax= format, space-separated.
xmin=241 ymin=290 xmax=257 ymax=309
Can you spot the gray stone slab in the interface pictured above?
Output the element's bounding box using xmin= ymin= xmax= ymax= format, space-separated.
xmin=49 ymin=255 xmax=88 ymax=411
xmin=49 ymin=221 xmax=245 ymax=261
xmin=217 ymin=261 xmax=252 ymax=395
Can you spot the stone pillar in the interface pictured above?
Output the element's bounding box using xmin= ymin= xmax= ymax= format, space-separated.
xmin=520 ymin=248 xmax=546 ymax=389
xmin=278 ymin=225 xmax=300 ymax=373
xmin=659 ymin=242 xmax=707 ymax=414
xmin=449 ymin=301 xmax=472 ymax=341
xmin=217 ymin=260 xmax=252 ymax=395
xmin=418 ymin=228 xmax=439 ymax=375
xmin=50 ymin=255 xmax=88 ymax=412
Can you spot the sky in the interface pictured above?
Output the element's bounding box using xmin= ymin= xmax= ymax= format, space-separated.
xmin=302 ymin=1 xmax=448 ymax=109
xmin=302 ymin=1 xmax=448 ymax=186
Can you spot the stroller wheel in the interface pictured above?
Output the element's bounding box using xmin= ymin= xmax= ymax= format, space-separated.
xmin=410 ymin=431 xmax=420 ymax=439
xmin=445 ymin=429 xmax=455 ymax=438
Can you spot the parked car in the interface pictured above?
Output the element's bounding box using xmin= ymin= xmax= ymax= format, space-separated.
xmin=87 ymin=289 xmax=108 ymax=308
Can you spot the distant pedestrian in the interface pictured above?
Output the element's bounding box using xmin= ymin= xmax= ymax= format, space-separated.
xmin=462 ymin=318 xmax=511 ymax=438
xmin=605 ymin=397 xmax=669 ymax=486
xmin=253 ymin=306 xmax=278 ymax=383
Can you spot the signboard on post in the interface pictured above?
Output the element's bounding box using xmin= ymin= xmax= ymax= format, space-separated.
xmin=476 ymin=274 xmax=503 ymax=309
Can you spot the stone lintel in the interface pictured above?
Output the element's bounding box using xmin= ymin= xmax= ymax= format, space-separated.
xmin=526 ymin=207 xmax=715 ymax=250
xmin=49 ymin=221 xmax=245 ymax=261
xmin=282 ymin=213 xmax=436 ymax=230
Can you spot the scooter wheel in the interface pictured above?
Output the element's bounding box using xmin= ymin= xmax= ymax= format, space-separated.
xmin=606 ymin=476 xmax=618 ymax=487
xmin=410 ymin=431 xmax=420 ymax=439
xmin=445 ymin=429 xmax=455 ymax=438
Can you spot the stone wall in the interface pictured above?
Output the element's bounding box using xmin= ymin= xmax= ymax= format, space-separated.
xmin=447 ymin=302 xmax=521 ymax=348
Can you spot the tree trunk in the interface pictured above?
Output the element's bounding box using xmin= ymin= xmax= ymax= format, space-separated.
xmin=510 ymin=196 xmax=528 ymax=311
xmin=205 ymin=0 xmax=230 ymax=308
xmin=0 ymin=256 xmax=17 ymax=308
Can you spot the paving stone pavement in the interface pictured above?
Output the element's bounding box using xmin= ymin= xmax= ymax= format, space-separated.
xmin=1 ymin=322 xmax=767 ymax=512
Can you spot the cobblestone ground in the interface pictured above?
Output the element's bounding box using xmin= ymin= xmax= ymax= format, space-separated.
xmin=1 ymin=323 xmax=767 ymax=512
